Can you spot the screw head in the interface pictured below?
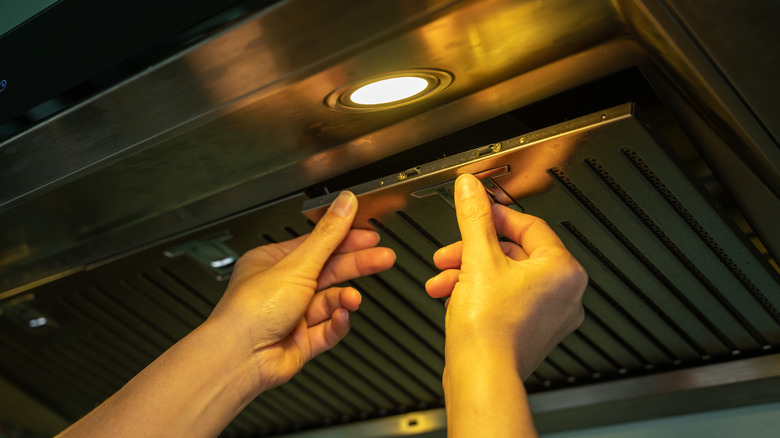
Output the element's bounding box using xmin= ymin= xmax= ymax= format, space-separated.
xmin=491 ymin=143 xmax=502 ymax=153
xmin=397 ymin=172 xmax=408 ymax=181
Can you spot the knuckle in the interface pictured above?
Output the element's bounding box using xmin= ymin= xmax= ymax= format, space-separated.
xmin=571 ymin=260 xmax=589 ymax=292
xmin=565 ymin=304 xmax=586 ymax=335
xmin=532 ymin=216 xmax=550 ymax=228
xmin=560 ymin=255 xmax=588 ymax=294
xmin=233 ymin=250 xmax=258 ymax=270
xmin=459 ymin=200 xmax=492 ymax=223
xmin=233 ymin=254 xmax=248 ymax=270
xmin=315 ymin=217 xmax=340 ymax=237
xmin=574 ymin=304 xmax=585 ymax=326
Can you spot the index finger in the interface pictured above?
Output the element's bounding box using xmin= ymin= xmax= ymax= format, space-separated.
xmin=272 ymin=229 xmax=381 ymax=256
xmin=492 ymin=203 xmax=567 ymax=258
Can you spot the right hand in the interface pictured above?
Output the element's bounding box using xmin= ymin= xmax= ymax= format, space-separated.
xmin=425 ymin=174 xmax=587 ymax=378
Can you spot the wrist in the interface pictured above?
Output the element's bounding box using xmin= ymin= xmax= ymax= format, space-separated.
xmin=445 ymin=335 xmax=520 ymax=367
xmin=443 ymin=337 xmax=537 ymax=438
xmin=197 ymin=316 xmax=266 ymax=406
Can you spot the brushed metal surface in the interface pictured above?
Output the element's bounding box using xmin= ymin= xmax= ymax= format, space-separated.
xmin=617 ymin=0 xmax=780 ymax=195
xmin=660 ymin=0 xmax=780 ymax=144
xmin=0 ymin=0 xmax=627 ymax=296
xmin=276 ymin=354 xmax=780 ymax=436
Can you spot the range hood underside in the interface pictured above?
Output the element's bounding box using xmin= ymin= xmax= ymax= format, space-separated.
xmin=1 ymin=0 xmax=779 ymax=436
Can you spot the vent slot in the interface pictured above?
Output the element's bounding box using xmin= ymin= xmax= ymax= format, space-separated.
xmin=622 ymin=149 xmax=780 ymax=328
xmin=549 ymin=177 xmax=709 ymax=360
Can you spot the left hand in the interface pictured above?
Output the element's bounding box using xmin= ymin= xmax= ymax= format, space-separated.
xmin=207 ymin=191 xmax=396 ymax=394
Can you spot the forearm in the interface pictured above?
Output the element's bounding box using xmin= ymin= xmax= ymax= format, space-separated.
xmin=444 ymin=340 xmax=538 ymax=438
xmin=57 ymin=317 xmax=257 ymax=438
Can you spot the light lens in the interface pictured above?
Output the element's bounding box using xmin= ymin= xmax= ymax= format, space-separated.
xmin=349 ymin=76 xmax=430 ymax=105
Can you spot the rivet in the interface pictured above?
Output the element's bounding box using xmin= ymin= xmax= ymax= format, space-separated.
xmin=397 ymin=172 xmax=408 ymax=181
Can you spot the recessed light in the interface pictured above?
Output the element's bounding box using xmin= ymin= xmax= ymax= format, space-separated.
xmin=349 ymin=77 xmax=430 ymax=105
xmin=325 ymin=69 xmax=453 ymax=112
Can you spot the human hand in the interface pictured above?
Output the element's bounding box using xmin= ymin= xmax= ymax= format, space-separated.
xmin=208 ymin=191 xmax=396 ymax=394
xmin=425 ymin=174 xmax=587 ymax=378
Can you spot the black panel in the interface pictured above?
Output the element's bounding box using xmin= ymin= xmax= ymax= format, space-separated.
xmin=0 ymin=0 xmax=281 ymax=140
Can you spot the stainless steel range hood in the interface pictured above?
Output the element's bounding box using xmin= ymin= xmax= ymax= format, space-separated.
xmin=1 ymin=0 xmax=779 ymax=436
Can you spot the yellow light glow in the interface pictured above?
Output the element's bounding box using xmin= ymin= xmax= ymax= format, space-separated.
xmin=348 ymin=76 xmax=430 ymax=105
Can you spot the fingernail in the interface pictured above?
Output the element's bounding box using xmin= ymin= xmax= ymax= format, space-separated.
xmin=330 ymin=191 xmax=356 ymax=217
xmin=456 ymin=174 xmax=478 ymax=200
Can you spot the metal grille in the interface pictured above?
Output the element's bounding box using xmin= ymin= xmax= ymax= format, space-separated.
xmin=1 ymin=104 xmax=779 ymax=436
xmin=302 ymin=103 xmax=780 ymax=386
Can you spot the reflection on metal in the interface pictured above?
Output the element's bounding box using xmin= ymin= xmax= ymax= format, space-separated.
xmin=164 ymin=232 xmax=237 ymax=280
xmin=0 ymin=295 xmax=58 ymax=336
xmin=284 ymin=409 xmax=447 ymax=438
xmin=531 ymin=353 xmax=780 ymax=432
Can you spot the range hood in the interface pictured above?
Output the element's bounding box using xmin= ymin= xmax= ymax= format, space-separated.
xmin=1 ymin=0 xmax=779 ymax=436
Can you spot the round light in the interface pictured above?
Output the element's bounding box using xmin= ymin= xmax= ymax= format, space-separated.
xmin=348 ymin=77 xmax=430 ymax=105
xmin=325 ymin=69 xmax=453 ymax=112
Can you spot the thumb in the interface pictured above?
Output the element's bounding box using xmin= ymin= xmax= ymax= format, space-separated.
xmin=286 ymin=191 xmax=358 ymax=276
xmin=454 ymin=174 xmax=502 ymax=266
